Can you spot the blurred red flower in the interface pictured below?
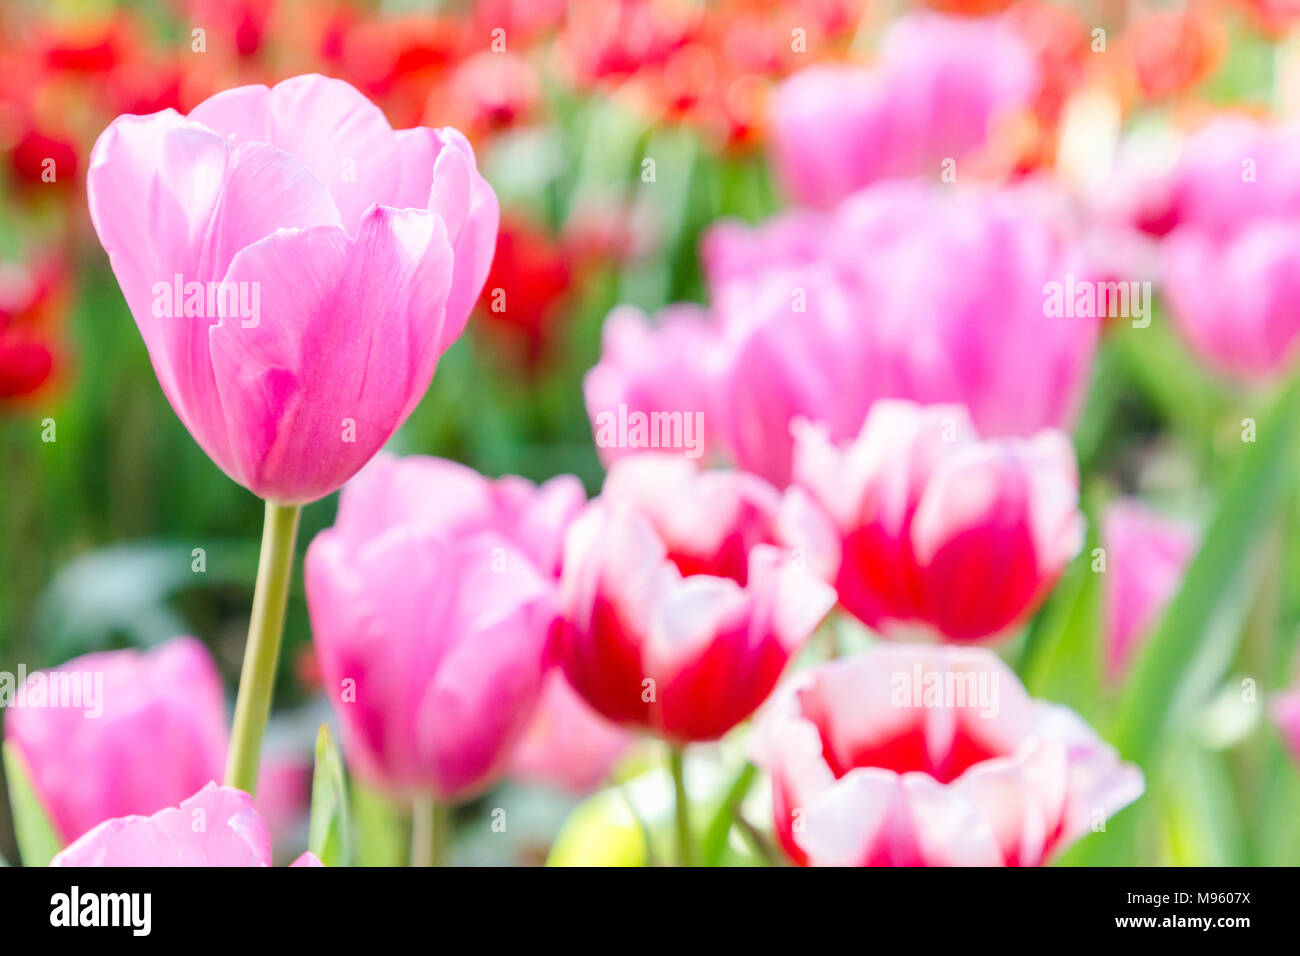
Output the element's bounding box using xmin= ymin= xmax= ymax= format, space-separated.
xmin=479 ymin=216 xmax=573 ymax=363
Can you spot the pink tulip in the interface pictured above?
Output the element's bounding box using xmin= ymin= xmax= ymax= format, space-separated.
xmin=1273 ymin=687 xmax=1300 ymax=765
xmin=770 ymin=12 xmax=1037 ymax=208
xmin=708 ymin=262 xmax=884 ymax=487
xmin=703 ymin=181 xmax=1096 ymax=485
xmin=1144 ymin=117 xmax=1300 ymax=239
xmin=305 ymin=456 xmax=562 ymax=801
xmin=583 ymin=304 xmax=719 ymax=466
xmin=750 ymin=644 xmax=1144 ymax=866
xmin=509 ymin=669 xmax=631 ymax=792
xmin=86 ymin=73 xmax=498 ymax=503
xmin=50 ymin=782 xmax=322 ymax=867
xmin=1163 ymin=219 xmax=1300 ymax=379
xmin=599 ymin=453 xmax=786 ymax=583
xmin=792 ymin=400 xmax=1083 ymax=643
xmin=332 ymin=451 xmax=586 ymax=579
xmin=4 ymin=637 xmax=228 ymax=844
xmin=1102 ymin=500 xmax=1198 ymax=682
xmin=554 ymin=457 xmax=837 ymax=743
xmin=1123 ymin=116 xmax=1300 ymax=379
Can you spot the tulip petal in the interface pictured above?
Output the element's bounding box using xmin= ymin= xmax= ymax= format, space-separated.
xmin=190 ymin=75 xmax=400 ymax=236
xmin=51 ymin=784 xmax=270 ymax=867
xmin=210 ymin=206 xmax=452 ymax=502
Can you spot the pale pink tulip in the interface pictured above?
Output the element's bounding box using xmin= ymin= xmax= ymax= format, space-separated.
xmin=50 ymin=782 xmax=322 ymax=867
xmin=1102 ymin=500 xmax=1198 ymax=682
xmin=4 ymin=637 xmax=228 ymax=844
xmin=86 ymin=73 xmax=498 ymax=503
xmin=509 ymin=669 xmax=631 ymax=792
xmin=1130 ymin=117 xmax=1300 ymax=379
xmin=750 ymin=644 xmax=1144 ymax=866
xmin=305 ymin=456 xmax=561 ymax=800
xmin=703 ymin=181 xmax=1097 ymax=484
xmin=708 ymin=262 xmax=884 ymax=486
xmin=1163 ymin=219 xmax=1300 ymax=379
xmin=583 ymin=304 xmax=719 ymax=466
xmin=792 ymin=400 xmax=1083 ymax=643
xmin=554 ymin=458 xmax=836 ymax=742
xmin=770 ymin=12 xmax=1037 ymax=207
xmin=332 ymin=451 xmax=585 ymax=578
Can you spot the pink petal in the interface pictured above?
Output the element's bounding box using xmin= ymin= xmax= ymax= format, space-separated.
xmin=51 ymin=784 xmax=271 ymax=867
xmin=209 ymin=206 xmax=453 ymax=502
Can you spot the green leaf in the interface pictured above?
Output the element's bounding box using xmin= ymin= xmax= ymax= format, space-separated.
xmin=1072 ymin=376 xmax=1300 ymax=865
xmin=350 ymin=779 xmax=405 ymax=867
xmin=2 ymin=742 xmax=64 ymax=867
xmin=307 ymin=724 xmax=351 ymax=867
xmin=1114 ymin=376 xmax=1300 ymax=767
xmin=1020 ymin=493 xmax=1106 ymax=720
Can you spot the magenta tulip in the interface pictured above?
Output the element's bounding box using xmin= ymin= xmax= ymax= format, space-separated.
xmin=792 ymin=400 xmax=1083 ymax=643
xmin=701 ymin=181 xmax=1096 ymax=485
xmin=750 ymin=645 xmax=1143 ymax=866
xmin=1127 ymin=116 xmax=1300 ymax=379
xmin=770 ymin=12 xmax=1037 ymax=208
xmin=554 ymin=456 xmax=836 ymax=742
xmin=305 ymin=455 xmax=565 ymax=800
xmin=86 ymin=73 xmax=498 ymax=503
xmin=583 ymin=304 xmax=719 ymax=466
xmin=1102 ymin=499 xmax=1198 ymax=682
xmin=4 ymin=637 xmax=228 ymax=844
xmin=51 ymin=783 xmax=321 ymax=867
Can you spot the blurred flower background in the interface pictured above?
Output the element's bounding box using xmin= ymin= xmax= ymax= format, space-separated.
xmin=3 ymin=0 xmax=1300 ymax=866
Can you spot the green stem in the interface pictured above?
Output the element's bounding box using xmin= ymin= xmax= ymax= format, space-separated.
xmin=224 ymin=500 xmax=302 ymax=795
xmin=669 ymin=747 xmax=693 ymax=867
xmin=701 ymin=762 xmax=758 ymax=866
xmin=410 ymin=794 xmax=450 ymax=867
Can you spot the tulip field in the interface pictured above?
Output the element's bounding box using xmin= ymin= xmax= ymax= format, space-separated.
xmin=2 ymin=0 xmax=1300 ymax=882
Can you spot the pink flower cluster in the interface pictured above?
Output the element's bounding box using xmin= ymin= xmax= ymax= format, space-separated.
xmin=20 ymin=54 xmax=1191 ymax=868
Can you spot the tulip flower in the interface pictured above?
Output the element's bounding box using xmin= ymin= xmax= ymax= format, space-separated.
xmin=331 ymin=451 xmax=585 ymax=579
xmin=87 ymin=72 xmax=499 ymax=796
xmin=702 ymin=181 xmax=1097 ymax=485
xmin=769 ymin=12 xmax=1037 ymax=207
xmin=750 ymin=644 xmax=1144 ymax=866
xmin=1164 ymin=215 xmax=1300 ymax=379
xmin=3 ymin=637 xmax=228 ymax=845
xmin=792 ymin=400 xmax=1084 ymax=643
xmin=1102 ymin=500 xmax=1198 ymax=682
xmin=584 ymin=304 xmax=721 ymax=467
xmin=0 ymin=255 xmax=66 ymax=402
xmin=1119 ymin=116 xmax=1300 ymax=379
xmin=552 ymin=457 xmax=833 ymax=744
xmin=554 ymin=457 xmax=835 ymax=864
xmin=86 ymin=72 xmax=497 ymax=504
xmin=306 ymin=454 xmax=566 ymax=864
xmin=51 ymin=783 xmax=321 ymax=867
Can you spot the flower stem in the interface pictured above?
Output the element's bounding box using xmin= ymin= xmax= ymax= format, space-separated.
xmin=701 ymin=761 xmax=758 ymax=866
xmin=410 ymin=794 xmax=450 ymax=867
xmin=669 ymin=746 xmax=693 ymax=867
xmin=224 ymin=500 xmax=302 ymax=795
